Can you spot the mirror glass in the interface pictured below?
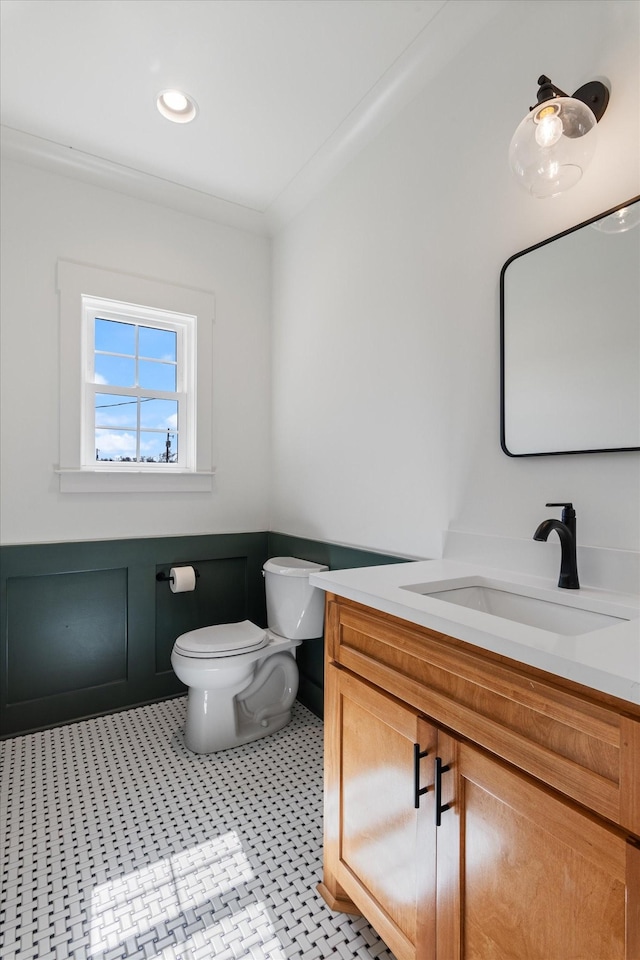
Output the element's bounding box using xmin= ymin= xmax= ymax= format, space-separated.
xmin=500 ymin=196 xmax=640 ymax=456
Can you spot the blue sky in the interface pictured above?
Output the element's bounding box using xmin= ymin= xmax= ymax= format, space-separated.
xmin=94 ymin=319 xmax=178 ymax=462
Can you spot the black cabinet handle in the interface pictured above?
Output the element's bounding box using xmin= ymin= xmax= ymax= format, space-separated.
xmin=435 ymin=756 xmax=451 ymax=826
xmin=413 ymin=743 xmax=429 ymax=808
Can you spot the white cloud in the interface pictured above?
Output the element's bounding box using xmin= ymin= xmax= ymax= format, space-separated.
xmin=96 ymin=410 xmax=136 ymax=428
xmin=95 ymin=431 xmax=136 ymax=453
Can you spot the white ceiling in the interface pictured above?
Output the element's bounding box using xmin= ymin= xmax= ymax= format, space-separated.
xmin=0 ymin=0 xmax=502 ymax=233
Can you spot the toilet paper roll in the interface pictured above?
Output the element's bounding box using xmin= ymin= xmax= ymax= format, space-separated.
xmin=170 ymin=566 xmax=197 ymax=593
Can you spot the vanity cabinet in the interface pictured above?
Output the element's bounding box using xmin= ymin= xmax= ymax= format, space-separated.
xmin=318 ymin=594 xmax=640 ymax=960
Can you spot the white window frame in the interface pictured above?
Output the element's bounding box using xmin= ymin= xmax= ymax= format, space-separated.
xmin=57 ymin=260 xmax=215 ymax=493
xmin=82 ymin=297 xmax=195 ymax=471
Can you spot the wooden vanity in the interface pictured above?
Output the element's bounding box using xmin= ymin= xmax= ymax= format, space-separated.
xmin=318 ymin=593 xmax=640 ymax=960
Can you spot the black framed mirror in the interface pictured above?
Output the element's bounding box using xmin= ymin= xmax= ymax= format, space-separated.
xmin=500 ymin=196 xmax=640 ymax=457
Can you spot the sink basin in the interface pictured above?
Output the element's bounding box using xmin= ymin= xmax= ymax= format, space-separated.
xmin=402 ymin=581 xmax=629 ymax=635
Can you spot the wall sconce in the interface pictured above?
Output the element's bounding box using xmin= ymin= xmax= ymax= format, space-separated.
xmin=509 ymin=75 xmax=609 ymax=198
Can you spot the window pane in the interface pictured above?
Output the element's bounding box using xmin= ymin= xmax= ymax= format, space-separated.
xmin=140 ymin=431 xmax=178 ymax=463
xmin=139 ymin=359 xmax=176 ymax=391
xmin=95 ymin=318 xmax=135 ymax=355
xmin=139 ymin=326 xmax=177 ymax=362
xmin=95 ymin=429 xmax=137 ymax=462
xmin=95 ymin=394 xmax=137 ymax=429
xmin=95 ymin=354 xmax=136 ymax=387
xmin=139 ymin=398 xmax=178 ymax=431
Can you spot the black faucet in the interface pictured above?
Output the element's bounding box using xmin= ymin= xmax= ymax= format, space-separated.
xmin=533 ymin=502 xmax=580 ymax=589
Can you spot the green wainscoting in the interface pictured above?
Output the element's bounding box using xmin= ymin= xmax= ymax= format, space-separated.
xmin=0 ymin=533 xmax=268 ymax=737
xmin=0 ymin=531 xmax=405 ymax=736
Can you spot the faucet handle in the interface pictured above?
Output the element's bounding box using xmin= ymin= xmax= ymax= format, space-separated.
xmin=545 ymin=502 xmax=576 ymax=523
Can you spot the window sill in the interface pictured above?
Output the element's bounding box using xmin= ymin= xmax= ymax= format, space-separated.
xmin=56 ymin=469 xmax=215 ymax=493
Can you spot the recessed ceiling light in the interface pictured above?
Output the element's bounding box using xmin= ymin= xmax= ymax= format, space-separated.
xmin=156 ymin=89 xmax=197 ymax=124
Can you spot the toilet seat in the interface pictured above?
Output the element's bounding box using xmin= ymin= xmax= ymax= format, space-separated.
xmin=173 ymin=620 xmax=268 ymax=659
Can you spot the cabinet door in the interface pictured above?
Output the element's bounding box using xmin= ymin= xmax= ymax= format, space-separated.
xmin=323 ymin=666 xmax=437 ymax=960
xmin=436 ymin=733 xmax=635 ymax=960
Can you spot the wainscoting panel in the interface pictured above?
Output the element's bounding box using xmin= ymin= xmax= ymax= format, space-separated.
xmin=6 ymin=567 xmax=128 ymax=703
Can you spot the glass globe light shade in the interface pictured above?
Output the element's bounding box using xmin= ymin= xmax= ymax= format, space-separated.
xmin=591 ymin=204 xmax=640 ymax=234
xmin=509 ymin=97 xmax=598 ymax=198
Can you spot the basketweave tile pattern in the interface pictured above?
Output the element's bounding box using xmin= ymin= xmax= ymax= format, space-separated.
xmin=1 ymin=698 xmax=397 ymax=960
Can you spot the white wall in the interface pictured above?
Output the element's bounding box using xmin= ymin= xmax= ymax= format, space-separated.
xmin=0 ymin=160 xmax=272 ymax=544
xmin=270 ymin=0 xmax=640 ymax=559
xmin=2 ymin=0 xmax=639 ymax=559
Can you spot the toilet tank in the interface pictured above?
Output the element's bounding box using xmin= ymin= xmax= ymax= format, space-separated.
xmin=263 ymin=556 xmax=329 ymax=640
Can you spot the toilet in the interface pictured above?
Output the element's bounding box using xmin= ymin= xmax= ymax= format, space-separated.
xmin=170 ymin=556 xmax=328 ymax=753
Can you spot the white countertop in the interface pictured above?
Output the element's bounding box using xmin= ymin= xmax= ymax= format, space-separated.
xmin=310 ymin=559 xmax=640 ymax=706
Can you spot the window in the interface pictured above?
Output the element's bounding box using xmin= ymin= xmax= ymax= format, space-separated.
xmin=57 ymin=261 xmax=215 ymax=493
xmin=82 ymin=298 xmax=194 ymax=470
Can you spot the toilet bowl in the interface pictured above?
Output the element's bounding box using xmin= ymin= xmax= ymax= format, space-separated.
xmin=170 ymin=557 xmax=328 ymax=753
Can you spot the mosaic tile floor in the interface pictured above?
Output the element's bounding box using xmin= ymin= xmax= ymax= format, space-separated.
xmin=1 ymin=698 xmax=397 ymax=960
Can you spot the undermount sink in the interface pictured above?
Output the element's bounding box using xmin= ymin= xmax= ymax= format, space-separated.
xmin=401 ymin=580 xmax=631 ymax=635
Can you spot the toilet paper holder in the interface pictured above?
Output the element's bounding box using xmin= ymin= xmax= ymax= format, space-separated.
xmin=156 ymin=567 xmax=200 ymax=584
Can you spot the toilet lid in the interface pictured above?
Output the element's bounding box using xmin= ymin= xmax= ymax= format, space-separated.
xmin=173 ymin=620 xmax=268 ymax=658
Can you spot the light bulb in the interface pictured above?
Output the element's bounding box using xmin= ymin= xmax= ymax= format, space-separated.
xmin=163 ymin=90 xmax=188 ymax=113
xmin=156 ymin=89 xmax=198 ymax=124
xmin=534 ymin=107 xmax=563 ymax=148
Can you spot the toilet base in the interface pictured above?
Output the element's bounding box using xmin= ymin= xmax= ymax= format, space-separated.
xmin=181 ymin=649 xmax=299 ymax=754
xmin=183 ymin=688 xmax=294 ymax=753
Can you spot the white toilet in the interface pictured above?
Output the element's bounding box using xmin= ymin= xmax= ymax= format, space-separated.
xmin=170 ymin=556 xmax=328 ymax=753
